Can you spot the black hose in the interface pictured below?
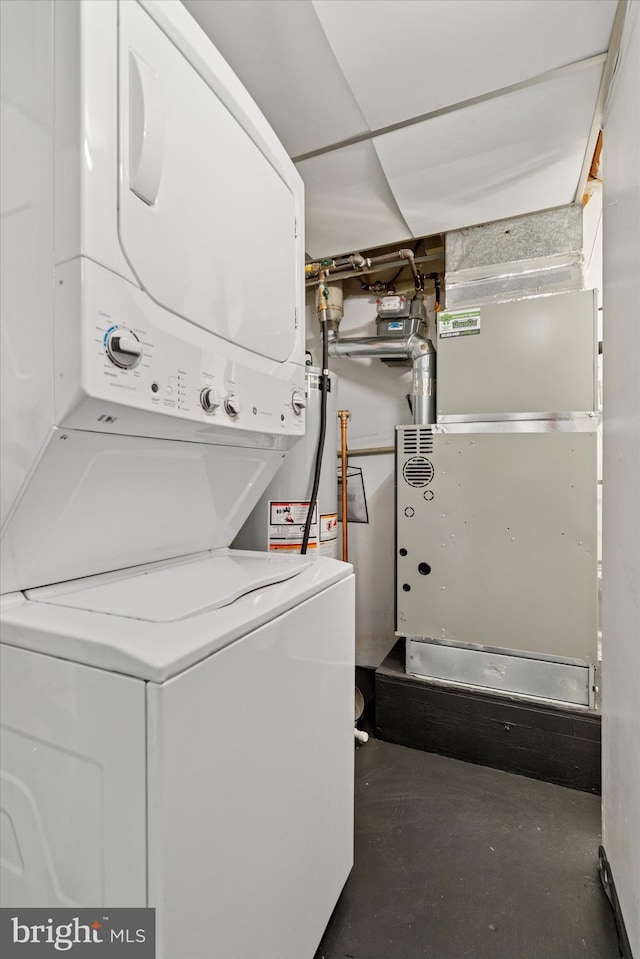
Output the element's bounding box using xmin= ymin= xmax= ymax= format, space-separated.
xmin=301 ymin=318 xmax=329 ymax=554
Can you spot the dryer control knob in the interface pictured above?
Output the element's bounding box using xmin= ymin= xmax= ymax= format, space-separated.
xmin=105 ymin=329 xmax=142 ymax=369
xmin=200 ymin=387 xmax=220 ymax=412
xmin=291 ymin=389 xmax=306 ymax=415
xmin=224 ymin=393 xmax=242 ymax=417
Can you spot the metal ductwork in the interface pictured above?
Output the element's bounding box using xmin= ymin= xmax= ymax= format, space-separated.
xmin=328 ymin=328 xmax=436 ymax=425
xmin=313 ymin=264 xmax=437 ymax=425
xmin=328 ymin=331 xmax=428 ymax=362
xmin=411 ymin=349 xmax=437 ymax=425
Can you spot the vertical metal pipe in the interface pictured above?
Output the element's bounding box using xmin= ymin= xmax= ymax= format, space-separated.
xmin=411 ymin=347 xmax=437 ymax=425
xmin=338 ymin=410 xmax=351 ymax=562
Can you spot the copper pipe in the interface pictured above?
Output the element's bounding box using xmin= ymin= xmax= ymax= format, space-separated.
xmin=337 ymin=445 xmax=395 ymax=458
xmin=338 ymin=410 xmax=351 ymax=563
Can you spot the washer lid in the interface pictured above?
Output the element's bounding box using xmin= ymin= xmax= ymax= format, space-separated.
xmin=25 ymin=551 xmax=311 ymax=623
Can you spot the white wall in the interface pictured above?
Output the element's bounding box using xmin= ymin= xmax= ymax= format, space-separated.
xmin=583 ymin=185 xmax=604 ymax=571
xmin=602 ymin=2 xmax=640 ymax=954
xmin=306 ymin=291 xmax=436 ymax=665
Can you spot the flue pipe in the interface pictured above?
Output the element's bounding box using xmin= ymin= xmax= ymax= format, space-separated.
xmin=328 ymin=332 xmax=436 ymax=425
xmin=411 ymin=349 xmax=437 ymax=425
xmin=328 ymin=332 xmax=428 ymax=362
xmin=338 ymin=410 xmax=351 ymax=562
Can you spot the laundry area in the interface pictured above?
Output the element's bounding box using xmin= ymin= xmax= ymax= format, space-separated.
xmin=0 ymin=2 xmax=637 ymax=959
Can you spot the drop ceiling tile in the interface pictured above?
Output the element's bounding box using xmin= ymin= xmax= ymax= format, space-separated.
xmin=370 ymin=62 xmax=603 ymax=238
xmin=313 ymin=0 xmax=615 ymax=130
xmin=182 ymin=0 xmax=369 ymax=157
xmin=296 ymin=140 xmax=412 ymax=258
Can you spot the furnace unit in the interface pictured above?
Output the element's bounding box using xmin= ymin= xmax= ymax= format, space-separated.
xmin=396 ymin=290 xmax=598 ymax=706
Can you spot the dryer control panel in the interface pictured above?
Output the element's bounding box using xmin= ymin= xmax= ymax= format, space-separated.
xmin=55 ymin=259 xmax=305 ymax=448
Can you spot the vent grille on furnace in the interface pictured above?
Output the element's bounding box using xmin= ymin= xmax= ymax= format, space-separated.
xmin=403 ymin=428 xmax=433 ymax=455
xmin=403 ymin=456 xmax=435 ymax=488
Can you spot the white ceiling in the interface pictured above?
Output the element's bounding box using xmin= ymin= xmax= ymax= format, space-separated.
xmin=183 ymin=0 xmax=618 ymax=258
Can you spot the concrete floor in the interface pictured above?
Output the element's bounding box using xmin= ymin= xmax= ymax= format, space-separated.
xmin=315 ymin=739 xmax=620 ymax=959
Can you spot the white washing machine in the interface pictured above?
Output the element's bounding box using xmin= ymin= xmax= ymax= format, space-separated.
xmin=1 ymin=550 xmax=354 ymax=958
xmin=0 ymin=2 xmax=354 ymax=956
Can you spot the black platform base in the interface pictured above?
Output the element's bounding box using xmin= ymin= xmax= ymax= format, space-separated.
xmin=375 ymin=640 xmax=601 ymax=794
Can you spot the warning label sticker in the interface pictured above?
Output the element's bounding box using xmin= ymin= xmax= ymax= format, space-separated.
xmin=268 ymin=501 xmax=318 ymax=551
xmin=319 ymin=512 xmax=338 ymax=559
xmin=320 ymin=513 xmax=338 ymax=542
xmin=438 ymin=308 xmax=481 ymax=338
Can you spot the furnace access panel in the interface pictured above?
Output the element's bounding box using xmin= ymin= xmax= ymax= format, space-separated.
xmin=436 ymin=290 xmax=598 ymax=419
xmin=395 ymin=425 xmax=597 ymax=666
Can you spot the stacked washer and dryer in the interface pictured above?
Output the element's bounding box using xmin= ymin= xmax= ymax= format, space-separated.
xmin=0 ymin=3 xmax=354 ymax=957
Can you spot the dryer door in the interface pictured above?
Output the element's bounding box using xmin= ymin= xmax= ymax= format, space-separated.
xmin=117 ymin=1 xmax=299 ymax=364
